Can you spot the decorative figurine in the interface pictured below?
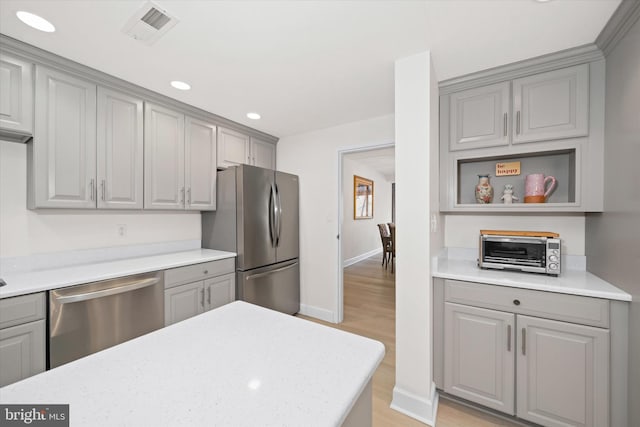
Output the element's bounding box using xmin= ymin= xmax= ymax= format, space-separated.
xmin=501 ymin=184 xmax=519 ymax=204
xmin=475 ymin=174 xmax=494 ymax=204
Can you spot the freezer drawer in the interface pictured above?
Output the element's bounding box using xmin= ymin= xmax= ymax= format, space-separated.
xmin=237 ymin=260 xmax=299 ymax=315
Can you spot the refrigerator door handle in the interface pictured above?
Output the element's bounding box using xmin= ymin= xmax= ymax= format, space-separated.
xmin=269 ymin=183 xmax=277 ymax=247
xmin=275 ymin=183 xmax=282 ymax=246
xmin=245 ymin=262 xmax=298 ymax=281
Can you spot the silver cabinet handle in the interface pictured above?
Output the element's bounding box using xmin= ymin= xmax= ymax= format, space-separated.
xmin=55 ymin=278 xmax=159 ymax=304
xmin=503 ymin=112 xmax=507 ymax=137
xmin=187 ymin=188 xmax=191 ymax=205
xmin=89 ymin=179 xmax=95 ymax=201
xmin=201 ymin=288 xmax=205 ymax=308
xmin=180 ymin=187 xmax=185 ymax=205
xmin=522 ymin=328 xmax=526 ymax=355
xmin=507 ymin=324 xmax=511 ymax=352
xmin=101 ymin=179 xmax=106 ymax=201
xmin=516 ymin=111 xmax=521 ymax=135
xmin=207 ymin=287 xmax=211 ymax=305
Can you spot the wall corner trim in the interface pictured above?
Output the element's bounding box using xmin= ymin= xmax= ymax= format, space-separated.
xmin=298 ymin=304 xmax=335 ymax=324
xmin=390 ymin=382 xmax=439 ymax=426
xmin=596 ymin=0 xmax=640 ymax=56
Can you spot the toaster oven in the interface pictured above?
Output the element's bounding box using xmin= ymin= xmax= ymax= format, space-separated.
xmin=478 ymin=230 xmax=561 ymax=276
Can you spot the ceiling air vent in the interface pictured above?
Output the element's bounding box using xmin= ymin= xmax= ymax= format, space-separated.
xmin=122 ymin=2 xmax=179 ymax=45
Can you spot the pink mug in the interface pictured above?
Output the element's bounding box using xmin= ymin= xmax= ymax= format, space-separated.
xmin=524 ymin=174 xmax=557 ymax=203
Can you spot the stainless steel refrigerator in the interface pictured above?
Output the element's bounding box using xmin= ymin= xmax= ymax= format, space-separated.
xmin=202 ymin=164 xmax=300 ymax=315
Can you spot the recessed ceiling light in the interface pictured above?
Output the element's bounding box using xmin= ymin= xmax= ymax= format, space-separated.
xmin=16 ymin=11 xmax=56 ymax=33
xmin=170 ymin=80 xmax=191 ymax=91
xmin=247 ymin=112 xmax=261 ymax=120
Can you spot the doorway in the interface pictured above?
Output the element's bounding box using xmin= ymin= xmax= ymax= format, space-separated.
xmin=336 ymin=143 xmax=395 ymax=323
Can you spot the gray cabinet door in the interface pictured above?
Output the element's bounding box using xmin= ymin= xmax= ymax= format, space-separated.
xmin=250 ymin=137 xmax=276 ymax=169
xmin=0 ymin=54 xmax=33 ymax=138
xmin=517 ymin=315 xmax=609 ymax=427
xmin=512 ymin=64 xmax=589 ymax=144
xmin=96 ymin=87 xmax=143 ymax=209
xmin=444 ymin=302 xmax=515 ymax=414
xmin=204 ymin=273 xmax=235 ymax=311
xmin=144 ymin=102 xmax=185 ymax=210
xmin=164 ymin=281 xmax=204 ymax=326
xmin=217 ymin=127 xmax=250 ymax=168
xmin=185 ymin=116 xmax=216 ymax=211
xmin=448 ymin=82 xmax=510 ymax=151
xmin=0 ymin=319 xmax=45 ymax=387
xmin=31 ymin=66 xmax=96 ymax=208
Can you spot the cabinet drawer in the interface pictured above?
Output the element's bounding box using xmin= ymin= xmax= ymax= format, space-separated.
xmin=0 ymin=293 xmax=46 ymax=329
xmin=165 ymin=258 xmax=235 ymax=289
xmin=444 ymin=280 xmax=609 ymax=328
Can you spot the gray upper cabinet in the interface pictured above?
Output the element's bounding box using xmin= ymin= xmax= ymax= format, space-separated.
xmin=144 ymin=102 xmax=185 ymax=210
xmin=516 ymin=315 xmax=609 ymax=427
xmin=185 ymin=116 xmax=216 ymax=211
xmin=0 ymin=54 xmax=33 ymax=142
xmin=448 ymin=82 xmax=510 ymax=151
xmin=444 ymin=302 xmax=515 ymax=415
xmin=217 ymin=127 xmax=250 ymax=168
xmin=97 ymin=87 xmax=144 ymax=209
xmin=513 ymin=64 xmax=589 ymax=144
xmin=29 ymin=66 xmax=97 ymax=209
xmin=250 ymin=137 xmax=276 ymax=169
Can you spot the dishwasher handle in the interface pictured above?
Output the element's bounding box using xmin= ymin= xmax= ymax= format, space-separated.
xmin=54 ymin=277 xmax=160 ymax=304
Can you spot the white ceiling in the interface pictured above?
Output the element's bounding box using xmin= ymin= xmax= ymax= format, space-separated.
xmin=345 ymin=147 xmax=395 ymax=182
xmin=0 ymin=0 xmax=619 ymax=137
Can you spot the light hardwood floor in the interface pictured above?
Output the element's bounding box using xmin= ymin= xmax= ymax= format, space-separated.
xmin=298 ymin=255 xmax=521 ymax=427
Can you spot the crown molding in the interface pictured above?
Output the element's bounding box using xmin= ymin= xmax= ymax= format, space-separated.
xmin=439 ymin=44 xmax=604 ymax=94
xmin=596 ymin=0 xmax=640 ymax=56
xmin=0 ymin=34 xmax=279 ymax=144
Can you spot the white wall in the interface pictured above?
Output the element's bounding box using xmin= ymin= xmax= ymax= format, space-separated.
xmin=391 ymin=51 xmax=441 ymax=425
xmin=0 ymin=141 xmax=201 ymax=258
xmin=342 ymin=156 xmax=392 ymax=264
xmin=276 ymin=115 xmax=394 ymax=322
xmin=445 ymin=214 xmax=586 ymax=255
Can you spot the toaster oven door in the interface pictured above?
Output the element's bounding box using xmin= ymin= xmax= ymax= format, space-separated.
xmin=482 ymin=237 xmax=546 ymax=268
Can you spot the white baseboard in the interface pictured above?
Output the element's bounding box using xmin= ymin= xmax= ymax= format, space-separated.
xmin=343 ymin=248 xmax=383 ymax=268
xmin=298 ymin=304 xmax=335 ymax=323
xmin=390 ymin=382 xmax=439 ymax=426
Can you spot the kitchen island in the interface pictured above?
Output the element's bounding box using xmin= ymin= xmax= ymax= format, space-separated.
xmin=0 ymin=301 xmax=384 ymax=426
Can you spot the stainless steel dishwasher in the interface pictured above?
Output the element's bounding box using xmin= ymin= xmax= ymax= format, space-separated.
xmin=49 ymin=271 xmax=164 ymax=368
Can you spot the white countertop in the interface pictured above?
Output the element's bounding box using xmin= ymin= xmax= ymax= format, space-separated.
xmin=433 ymin=257 xmax=631 ymax=301
xmin=0 ymin=249 xmax=236 ymax=299
xmin=0 ymin=301 xmax=385 ymax=427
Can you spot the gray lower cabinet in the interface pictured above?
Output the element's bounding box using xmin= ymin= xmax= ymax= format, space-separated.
xmin=436 ymin=279 xmax=615 ymax=427
xmin=0 ymin=293 xmax=46 ymax=387
xmin=164 ymin=260 xmax=236 ymax=326
xmin=517 ymin=315 xmax=609 ymax=427
xmin=444 ymin=303 xmax=515 ymax=414
xmin=0 ymin=54 xmax=33 ymax=142
xmin=164 ymin=281 xmax=205 ymax=326
xmin=29 ymin=65 xmax=97 ymax=209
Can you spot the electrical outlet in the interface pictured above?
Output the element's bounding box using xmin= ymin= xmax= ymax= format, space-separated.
xmin=430 ymin=214 xmax=437 ymax=233
xmin=117 ymin=224 xmax=127 ymax=237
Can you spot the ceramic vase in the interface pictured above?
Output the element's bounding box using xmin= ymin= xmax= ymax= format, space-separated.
xmin=475 ymin=174 xmax=493 ymax=204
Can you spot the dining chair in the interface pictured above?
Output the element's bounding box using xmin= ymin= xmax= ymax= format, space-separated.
xmin=377 ymin=224 xmax=392 ymax=268
xmin=388 ymin=223 xmax=396 ymax=273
